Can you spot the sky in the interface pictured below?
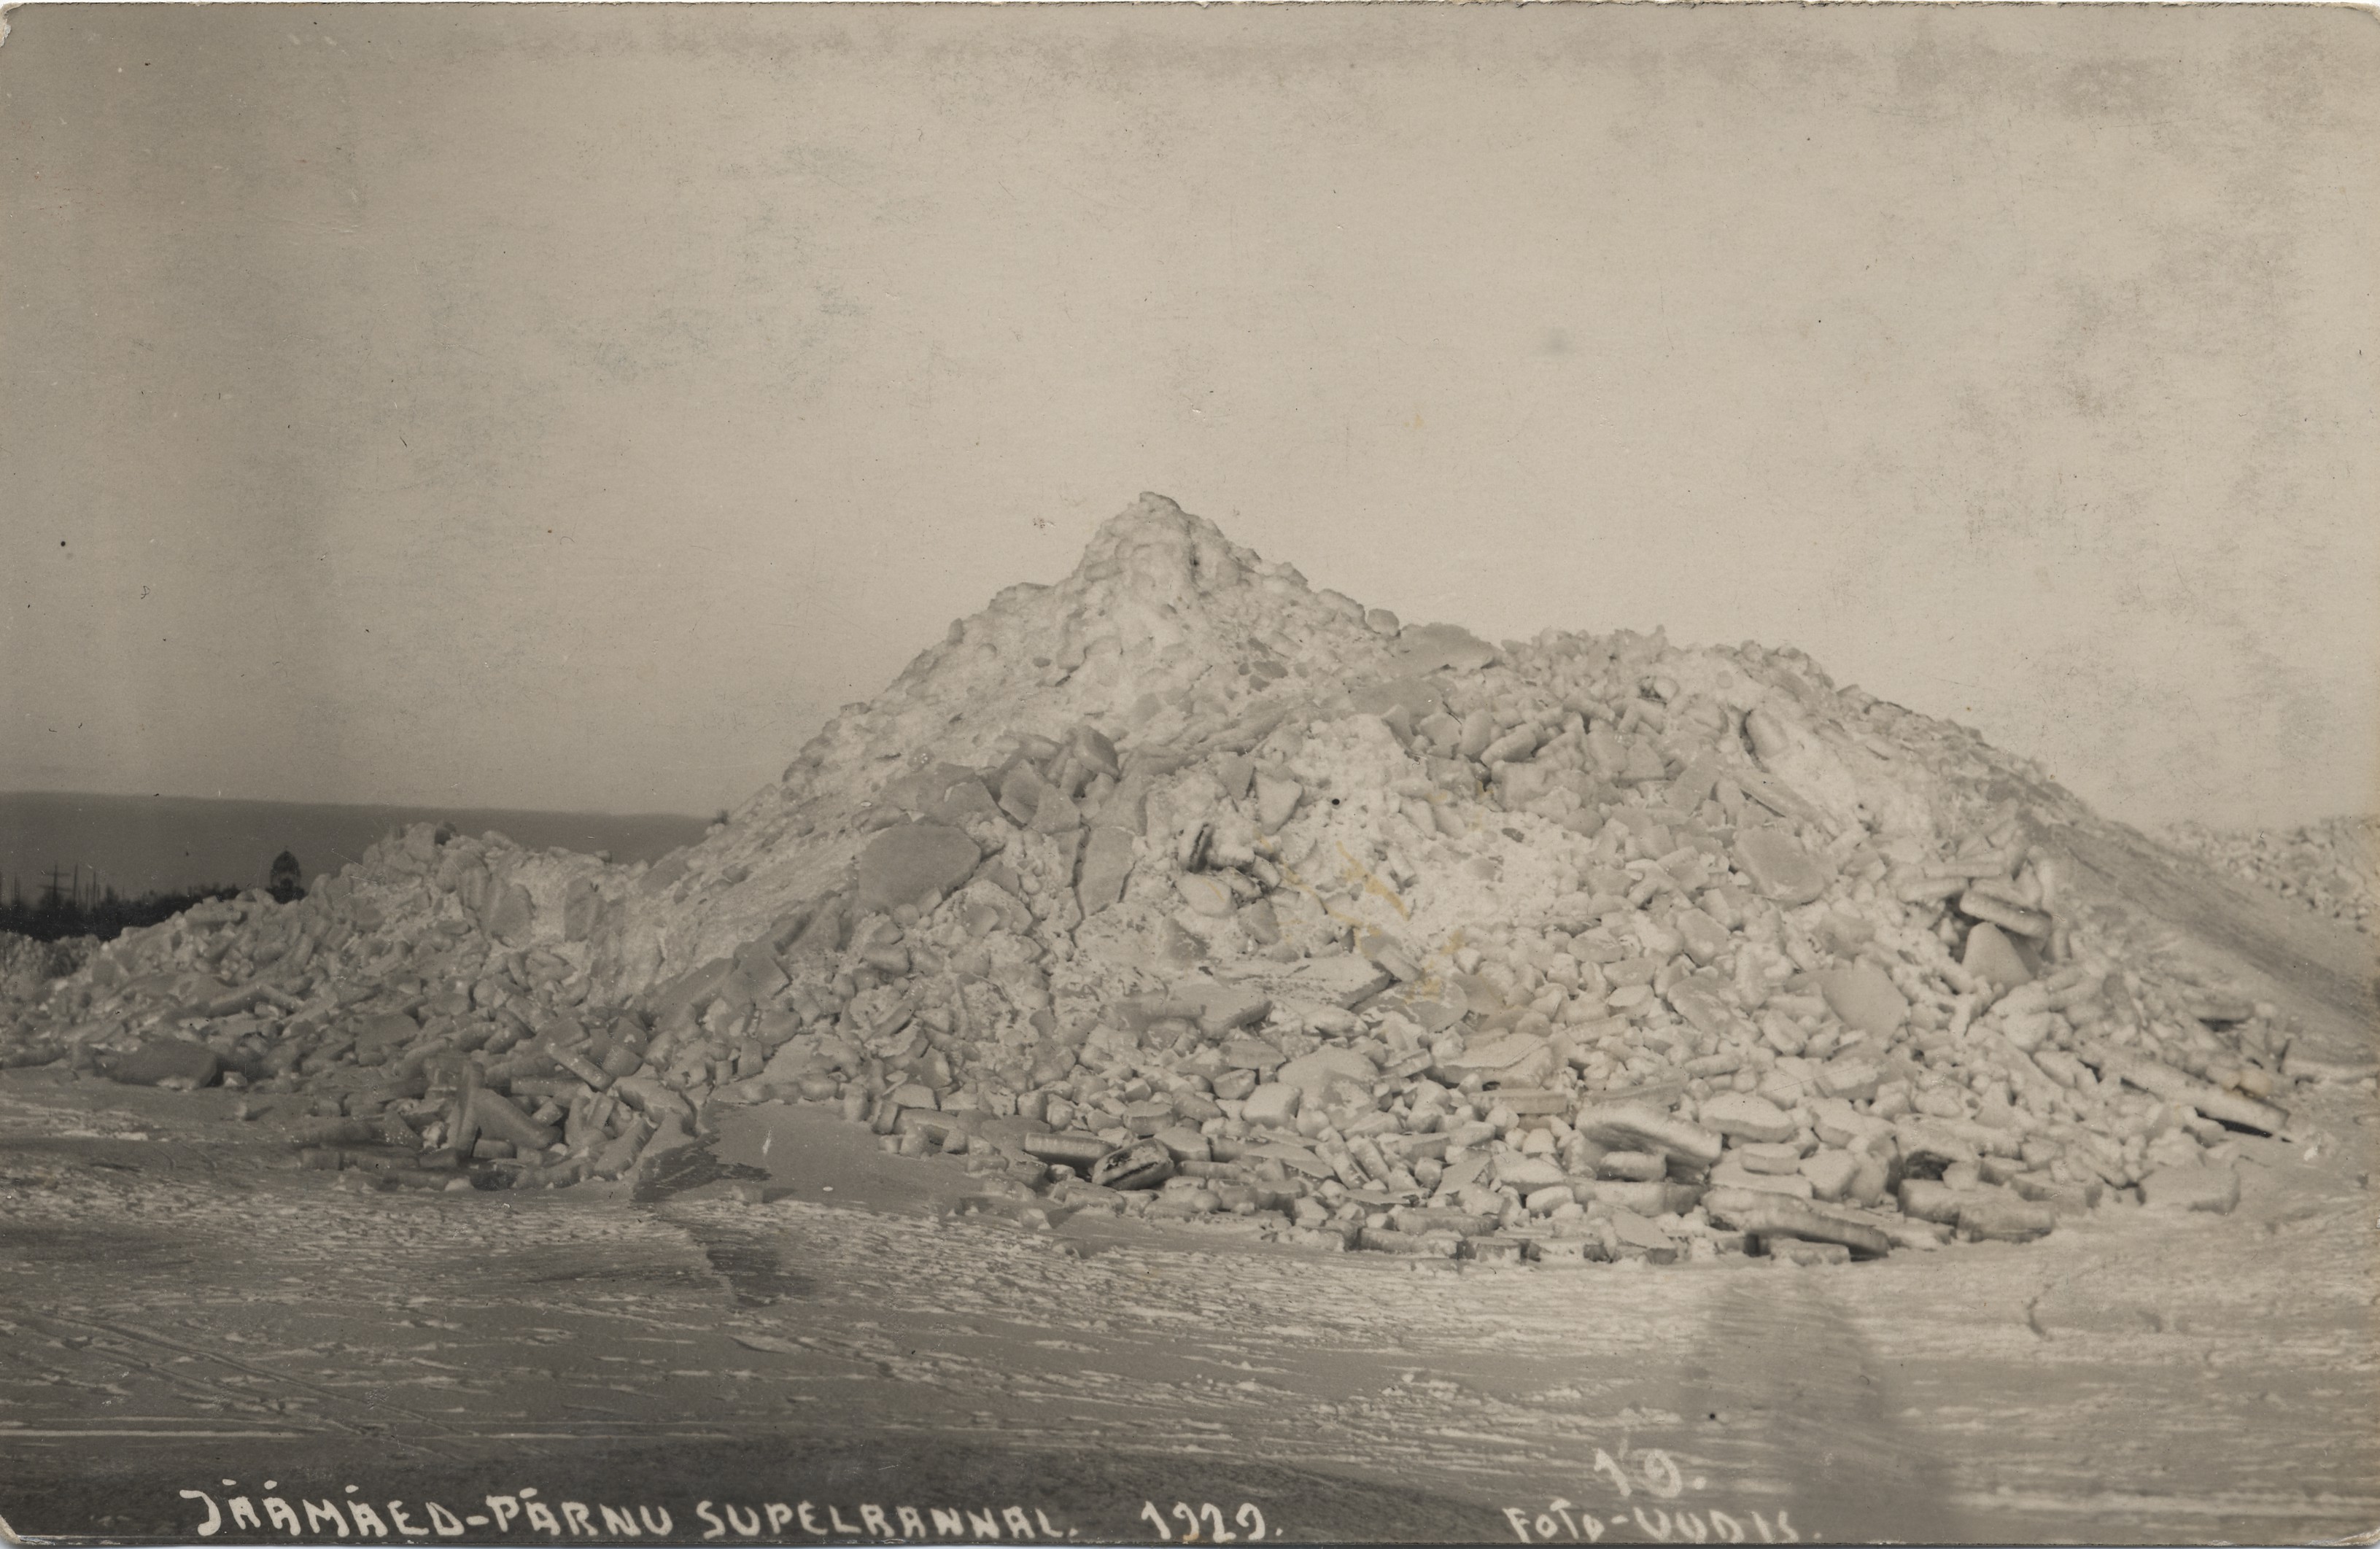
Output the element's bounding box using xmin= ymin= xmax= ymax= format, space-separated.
xmin=4 ymin=4 xmax=2374 ymax=831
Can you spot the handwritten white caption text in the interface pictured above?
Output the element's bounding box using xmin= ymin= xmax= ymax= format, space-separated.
xmin=1500 ymin=1448 xmax=1803 ymax=1544
xmin=176 ymin=1482 xmax=1079 ymax=1541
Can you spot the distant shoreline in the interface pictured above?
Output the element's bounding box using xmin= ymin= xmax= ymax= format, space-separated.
xmin=0 ymin=788 xmax=713 ymax=823
xmin=0 ymin=791 xmax=713 ymax=900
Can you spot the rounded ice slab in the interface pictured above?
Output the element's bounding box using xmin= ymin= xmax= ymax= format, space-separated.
xmin=1732 ymin=826 xmax=1828 ymax=906
xmin=856 ymin=822 xmax=981 ymax=913
xmin=1698 ymin=1090 xmax=1796 ymax=1145
xmin=1960 ymin=920 xmax=2034 ymax=990
xmin=1813 ymin=961 xmax=1910 ymax=1039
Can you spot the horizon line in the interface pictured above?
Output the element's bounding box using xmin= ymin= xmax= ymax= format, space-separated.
xmin=0 ymin=788 xmax=723 ymax=823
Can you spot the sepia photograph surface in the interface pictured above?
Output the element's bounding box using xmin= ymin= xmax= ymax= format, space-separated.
xmin=2 ymin=4 xmax=2376 ymax=1545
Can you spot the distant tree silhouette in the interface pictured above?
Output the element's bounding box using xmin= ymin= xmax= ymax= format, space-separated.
xmin=268 ymin=850 xmax=306 ymax=904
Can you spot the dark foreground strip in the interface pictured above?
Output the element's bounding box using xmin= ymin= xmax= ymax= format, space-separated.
xmin=0 ymin=1429 xmax=1495 ymax=1547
